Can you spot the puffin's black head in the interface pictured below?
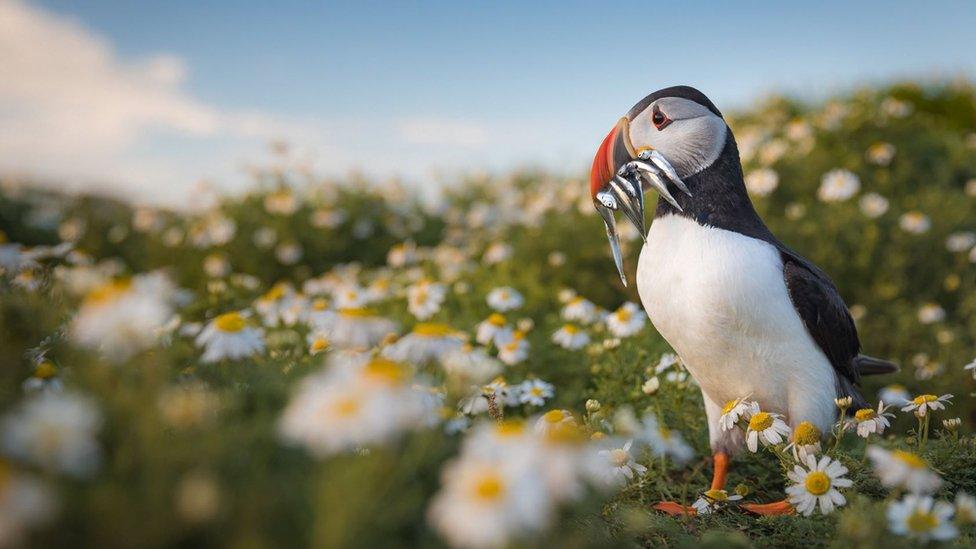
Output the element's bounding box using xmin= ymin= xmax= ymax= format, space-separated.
xmin=589 ymin=86 xmax=730 ymax=285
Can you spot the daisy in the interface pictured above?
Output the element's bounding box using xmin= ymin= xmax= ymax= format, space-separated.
xmin=745 ymin=410 xmax=791 ymax=452
xmin=387 ymin=241 xmax=419 ymax=267
xmin=901 ymin=394 xmax=952 ymax=417
xmin=916 ymin=303 xmax=945 ymax=324
xmin=785 ymin=421 xmax=822 ymax=460
xmin=964 ymin=358 xmax=976 ymax=379
xmin=323 ymin=308 xmax=398 ymax=351
xmin=253 ymin=282 xmax=300 ymax=326
xmin=551 ymin=324 xmax=589 ymax=350
xmin=475 ymin=313 xmax=507 ymax=346
xmin=306 ymin=333 xmax=330 ymax=355
xmin=818 ymin=169 xmax=860 ymax=202
xmin=278 ymin=355 xmax=437 ymax=456
xmin=441 ymin=346 xmax=503 ymax=385
xmin=887 ymin=494 xmax=957 ymax=542
xmin=866 ymin=446 xmax=942 ymax=494
xmin=744 ymin=168 xmax=779 ymax=197
xmin=0 ymin=461 xmax=57 ymax=547
xmin=899 ymin=211 xmax=931 ymax=234
xmin=878 ymin=384 xmax=911 ymax=406
xmin=640 ymin=415 xmax=694 ymax=464
xmin=596 ymin=440 xmax=647 ymax=487
xmin=21 ymin=361 xmax=63 ymax=394
xmin=561 ymin=296 xmax=598 ymax=324
xmin=331 ymin=284 xmax=368 ymax=309
xmin=70 ymin=273 xmax=175 ymax=362
xmin=495 ymin=330 xmax=529 ymax=365
xmin=653 ymin=353 xmax=679 ymax=374
xmin=866 ymin=142 xmax=896 ymax=166
xmin=302 ymin=298 xmax=335 ymax=329
xmin=485 ymin=287 xmax=524 ymax=312
xmin=718 ymin=397 xmax=759 ymax=432
xmin=383 ymin=323 xmax=465 ymax=364
xmin=482 ymin=242 xmax=513 ymax=264
xmin=641 ymin=376 xmax=660 ymax=395
xmin=427 ymin=455 xmax=551 ymax=549
xmin=692 ymin=489 xmax=744 ymax=515
xmin=0 ymin=391 xmax=102 ymax=477
xmin=195 ymin=311 xmax=265 ymax=363
xmin=858 ymin=192 xmax=890 ymax=218
xmin=605 ymin=302 xmax=646 ymax=337
xmin=517 ymin=380 xmax=554 ymax=407
xmin=945 ymin=231 xmax=976 ymax=252
xmin=533 ymin=410 xmax=576 ymax=438
xmin=786 ymin=454 xmax=852 ymax=516
xmin=848 ymin=401 xmax=894 ymax=438
xmin=407 ymin=280 xmax=447 ymax=320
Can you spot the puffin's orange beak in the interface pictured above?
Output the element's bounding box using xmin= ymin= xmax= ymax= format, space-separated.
xmin=589 ymin=118 xmax=638 ymax=201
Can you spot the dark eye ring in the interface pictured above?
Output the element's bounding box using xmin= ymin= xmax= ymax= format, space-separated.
xmin=652 ymin=107 xmax=671 ymax=130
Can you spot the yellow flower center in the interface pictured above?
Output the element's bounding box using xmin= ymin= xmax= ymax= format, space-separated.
xmin=704 ymin=489 xmax=729 ymax=502
xmin=312 ymin=299 xmax=329 ymax=311
xmin=748 ymin=412 xmax=773 ymax=431
xmin=362 ymin=358 xmax=408 ymax=385
xmin=893 ymin=450 xmax=926 ymax=469
xmin=84 ymin=278 xmax=132 ymax=306
xmin=658 ymin=426 xmax=672 ymax=441
xmin=792 ymin=421 xmax=822 ymax=445
xmin=562 ymin=324 xmax=579 ymax=334
xmin=721 ymin=399 xmax=739 ymax=414
xmin=310 ymin=338 xmax=329 ymax=352
xmin=804 ymin=471 xmax=831 ymax=495
xmin=34 ymin=361 xmax=57 ymax=379
xmin=494 ymin=420 xmax=525 ymax=437
xmin=609 ymin=449 xmax=630 ymax=466
xmin=413 ymin=323 xmax=455 ymax=337
xmin=214 ymin=312 xmax=246 ymax=332
xmin=472 ymin=473 xmax=504 ymax=502
xmin=331 ymin=397 xmax=360 ymax=418
xmin=854 ymin=408 xmax=877 ymax=421
xmin=262 ymin=283 xmax=287 ymax=302
xmin=487 ymin=313 xmax=506 ymax=327
xmin=906 ymin=509 xmax=938 ymax=533
xmin=543 ymin=410 xmax=567 ymax=423
xmin=616 ymin=308 xmax=632 ymax=322
xmin=338 ymin=307 xmax=377 ymax=318
xmin=912 ymin=394 xmax=937 ymax=405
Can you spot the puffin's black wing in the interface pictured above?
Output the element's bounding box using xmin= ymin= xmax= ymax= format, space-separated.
xmin=779 ymin=252 xmax=868 ymax=407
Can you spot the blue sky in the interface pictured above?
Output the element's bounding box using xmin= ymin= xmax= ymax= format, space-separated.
xmin=3 ymin=1 xmax=975 ymax=206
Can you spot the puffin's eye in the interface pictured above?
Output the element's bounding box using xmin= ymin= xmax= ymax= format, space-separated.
xmin=652 ymin=106 xmax=671 ymax=130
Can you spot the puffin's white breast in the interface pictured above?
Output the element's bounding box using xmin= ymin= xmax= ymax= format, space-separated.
xmin=636 ymin=214 xmax=836 ymax=429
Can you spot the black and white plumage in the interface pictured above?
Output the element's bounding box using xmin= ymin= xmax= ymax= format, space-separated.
xmin=590 ymin=86 xmax=896 ymax=456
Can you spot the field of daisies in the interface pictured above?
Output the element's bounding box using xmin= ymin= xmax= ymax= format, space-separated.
xmin=1 ymin=81 xmax=976 ymax=548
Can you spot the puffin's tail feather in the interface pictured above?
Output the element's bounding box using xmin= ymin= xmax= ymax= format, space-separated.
xmin=854 ymin=355 xmax=899 ymax=376
xmin=836 ymin=376 xmax=870 ymax=410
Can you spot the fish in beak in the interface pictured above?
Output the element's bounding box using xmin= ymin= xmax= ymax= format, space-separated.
xmin=589 ymin=117 xmax=691 ymax=286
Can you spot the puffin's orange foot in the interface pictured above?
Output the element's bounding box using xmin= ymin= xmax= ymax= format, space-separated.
xmin=741 ymin=500 xmax=794 ymax=516
xmin=652 ymin=501 xmax=696 ymax=517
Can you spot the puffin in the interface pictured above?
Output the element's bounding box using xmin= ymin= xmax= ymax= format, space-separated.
xmin=588 ymin=86 xmax=896 ymax=515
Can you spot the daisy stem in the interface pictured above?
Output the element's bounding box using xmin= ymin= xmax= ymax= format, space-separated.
xmin=921 ymin=414 xmax=930 ymax=449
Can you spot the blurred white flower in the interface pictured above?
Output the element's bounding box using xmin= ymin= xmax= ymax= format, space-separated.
xmin=442 ymin=347 xmax=503 ymax=385
xmin=692 ymin=488 xmax=743 ymax=515
xmin=70 ymin=273 xmax=175 ymax=362
xmin=274 ymin=241 xmax=303 ymax=265
xmin=561 ymin=296 xmax=598 ymax=324
xmin=387 ymin=241 xmax=419 ymax=267
xmin=744 ymin=168 xmax=779 ymax=196
xmin=495 ymin=330 xmax=529 ymax=365
xmin=279 ymin=354 xmax=437 ymax=456
xmin=0 ymin=462 xmax=57 ymax=546
xmin=818 ymin=169 xmax=860 ymax=202
xmin=867 ymin=446 xmax=941 ymax=494
xmin=718 ymin=397 xmax=759 ymax=432
xmin=485 ymin=287 xmax=524 ymax=312
xmin=866 ymin=142 xmax=896 ymax=166
xmin=945 ymin=231 xmax=976 ymax=252
xmin=878 ymin=384 xmax=911 ymax=406
xmin=475 ymin=313 xmax=508 ymax=346
xmin=482 ymin=242 xmax=512 ymax=265
xmin=639 ymin=415 xmax=694 ymax=464
xmin=964 ymin=358 xmax=976 ymax=380
xmin=858 ymin=192 xmax=889 ymax=218
xmin=407 ymin=280 xmax=447 ymax=320
xmin=551 ymin=324 xmax=589 ymax=350
xmin=263 ymin=189 xmax=298 ymax=215
xmin=899 ymin=211 xmax=931 ymax=234
xmin=786 ymin=454 xmax=851 ymax=516
xmin=195 ymin=311 xmax=265 ymax=363
xmin=605 ymin=302 xmax=646 ymax=337
xmin=881 ymin=97 xmax=913 ymax=118
xmin=887 ymin=494 xmax=956 ymax=541
xmin=383 ymin=323 xmax=464 ymax=364
xmin=917 ymin=303 xmax=945 ymax=324
xmin=1 ymin=392 xmax=101 ymax=477
xmin=321 ymin=308 xmax=398 ymax=351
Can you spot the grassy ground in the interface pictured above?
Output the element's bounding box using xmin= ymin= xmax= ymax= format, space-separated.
xmin=1 ymin=81 xmax=975 ymax=547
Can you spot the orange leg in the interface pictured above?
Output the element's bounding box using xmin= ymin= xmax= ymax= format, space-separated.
xmin=741 ymin=500 xmax=795 ymax=516
xmin=653 ymin=452 xmax=729 ymax=516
